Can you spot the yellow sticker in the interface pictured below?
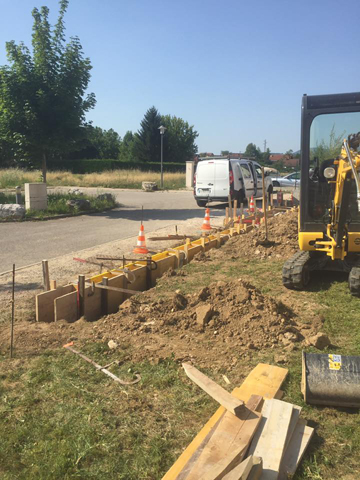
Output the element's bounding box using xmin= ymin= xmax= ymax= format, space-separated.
xmin=329 ymin=354 xmax=342 ymax=371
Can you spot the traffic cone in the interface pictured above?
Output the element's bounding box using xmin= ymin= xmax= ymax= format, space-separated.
xmin=249 ymin=196 xmax=255 ymax=213
xmin=133 ymin=224 xmax=149 ymax=254
xmin=201 ymin=208 xmax=212 ymax=230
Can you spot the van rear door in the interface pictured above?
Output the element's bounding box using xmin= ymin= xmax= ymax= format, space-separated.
xmin=214 ymin=160 xmax=229 ymax=198
xmin=195 ymin=161 xmax=215 ymax=198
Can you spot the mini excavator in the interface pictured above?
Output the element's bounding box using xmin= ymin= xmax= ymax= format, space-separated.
xmin=283 ymin=92 xmax=360 ymax=296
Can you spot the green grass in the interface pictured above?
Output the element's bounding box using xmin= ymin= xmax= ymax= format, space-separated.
xmin=0 ymin=350 xmax=215 ymax=480
xmin=1 ymin=251 xmax=360 ymax=478
xmin=0 ymin=192 xmax=117 ymax=220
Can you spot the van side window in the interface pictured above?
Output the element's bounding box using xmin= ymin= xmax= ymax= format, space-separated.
xmin=240 ymin=164 xmax=252 ymax=179
xmin=255 ymin=166 xmax=262 ymax=177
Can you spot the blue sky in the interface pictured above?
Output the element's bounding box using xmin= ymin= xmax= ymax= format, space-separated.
xmin=0 ymin=0 xmax=359 ymax=154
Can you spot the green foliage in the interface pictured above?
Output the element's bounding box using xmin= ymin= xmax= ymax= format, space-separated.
xmin=119 ymin=130 xmax=135 ymax=162
xmin=132 ymin=106 xmax=198 ymax=164
xmin=0 ymin=0 xmax=96 ymax=180
xmin=221 ymin=150 xmax=230 ymax=155
xmin=133 ymin=106 xmax=162 ymax=163
xmin=161 ymin=114 xmax=198 ymax=163
xmin=244 ymin=142 xmax=263 ymax=161
xmin=77 ymin=126 xmax=122 ymax=160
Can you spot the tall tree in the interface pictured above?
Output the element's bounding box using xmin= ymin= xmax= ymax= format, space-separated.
xmin=133 ymin=106 xmax=162 ymax=163
xmin=0 ymin=0 xmax=95 ymax=181
xmin=244 ymin=143 xmax=262 ymax=162
xmin=161 ymin=114 xmax=198 ymax=163
xmin=119 ymin=130 xmax=135 ymax=162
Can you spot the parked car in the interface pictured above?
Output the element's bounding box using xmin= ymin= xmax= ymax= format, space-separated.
xmin=194 ymin=157 xmax=273 ymax=207
xmin=271 ymin=171 xmax=300 ymax=188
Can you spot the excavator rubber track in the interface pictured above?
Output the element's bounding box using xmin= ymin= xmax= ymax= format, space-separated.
xmin=282 ymin=251 xmax=313 ymax=290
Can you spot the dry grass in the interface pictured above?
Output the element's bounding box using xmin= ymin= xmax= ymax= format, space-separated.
xmin=0 ymin=168 xmax=185 ymax=190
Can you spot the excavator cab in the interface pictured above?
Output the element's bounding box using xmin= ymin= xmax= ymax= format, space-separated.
xmin=283 ymin=92 xmax=360 ymax=295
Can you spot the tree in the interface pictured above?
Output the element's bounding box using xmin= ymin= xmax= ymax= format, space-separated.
xmin=221 ymin=150 xmax=230 ymax=156
xmin=161 ymin=114 xmax=198 ymax=163
xmin=0 ymin=0 xmax=95 ymax=181
xmin=119 ymin=130 xmax=135 ymax=162
xmin=133 ymin=106 xmax=162 ymax=163
xmin=244 ymin=143 xmax=262 ymax=162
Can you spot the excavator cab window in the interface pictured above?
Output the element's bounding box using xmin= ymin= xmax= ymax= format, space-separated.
xmin=303 ymin=107 xmax=360 ymax=226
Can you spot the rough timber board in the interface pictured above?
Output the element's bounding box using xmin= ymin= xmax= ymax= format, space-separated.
xmin=248 ymin=399 xmax=293 ymax=480
xmin=162 ymin=364 xmax=288 ymax=480
xmin=185 ymin=406 xmax=261 ymax=480
xmin=36 ymin=284 xmax=75 ymax=322
xmin=54 ymin=290 xmax=78 ymax=322
xmin=222 ymin=455 xmax=263 ymax=480
xmin=126 ymin=265 xmax=147 ymax=292
xmin=278 ymin=419 xmax=314 ymax=480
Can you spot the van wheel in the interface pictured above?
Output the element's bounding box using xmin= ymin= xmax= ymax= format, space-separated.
xmin=196 ymin=200 xmax=207 ymax=207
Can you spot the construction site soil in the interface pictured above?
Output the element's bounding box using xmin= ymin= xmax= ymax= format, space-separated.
xmin=0 ymin=210 xmax=325 ymax=369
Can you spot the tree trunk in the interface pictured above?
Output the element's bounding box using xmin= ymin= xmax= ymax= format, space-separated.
xmin=42 ymin=151 xmax=47 ymax=183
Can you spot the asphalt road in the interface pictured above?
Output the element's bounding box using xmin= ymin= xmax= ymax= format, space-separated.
xmin=1 ymin=189 xmax=227 ymax=273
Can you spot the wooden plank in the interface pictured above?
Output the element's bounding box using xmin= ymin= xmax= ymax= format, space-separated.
xmin=248 ymin=399 xmax=293 ymax=480
xmin=151 ymin=255 xmax=176 ymax=283
xmin=54 ymin=290 xmax=78 ymax=322
xmin=284 ymin=405 xmax=302 ymax=451
xmin=50 ymin=280 xmax=57 ymax=290
xmin=83 ymin=285 xmax=102 ymax=322
xmin=278 ymin=419 xmax=314 ymax=480
xmin=36 ymin=284 xmax=75 ymax=322
xmin=162 ymin=364 xmax=287 ymax=480
xmin=222 ymin=455 xmax=263 ymax=480
xmin=183 ymin=363 xmax=244 ymax=416
xmin=107 ymin=274 xmax=125 ymax=314
xmin=185 ymin=401 xmax=261 ymax=480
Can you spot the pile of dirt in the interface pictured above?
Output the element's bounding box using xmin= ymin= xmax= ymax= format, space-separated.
xmin=212 ymin=210 xmax=299 ymax=261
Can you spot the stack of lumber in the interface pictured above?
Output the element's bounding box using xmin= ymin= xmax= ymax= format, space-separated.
xmin=162 ymin=363 xmax=313 ymax=480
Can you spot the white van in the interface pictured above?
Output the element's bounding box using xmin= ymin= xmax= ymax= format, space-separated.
xmin=194 ymin=157 xmax=273 ymax=207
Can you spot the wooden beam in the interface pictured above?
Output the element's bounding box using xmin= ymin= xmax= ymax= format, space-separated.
xmin=183 ymin=363 xmax=244 ymax=416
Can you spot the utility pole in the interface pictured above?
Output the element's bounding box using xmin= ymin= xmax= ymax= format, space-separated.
xmin=263 ymin=139 xmax=267 ymax=152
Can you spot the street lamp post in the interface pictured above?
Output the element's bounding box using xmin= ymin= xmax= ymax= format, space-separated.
xmin=158 ymin=125 xmax=166 ymax=189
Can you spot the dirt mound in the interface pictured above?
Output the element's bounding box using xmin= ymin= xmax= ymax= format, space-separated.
xmin=212 ymin=210 xmax=298 ymax=261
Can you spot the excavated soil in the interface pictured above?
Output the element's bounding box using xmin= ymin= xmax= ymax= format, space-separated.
xmin=0 ymin=210 xmax=323 ymax=367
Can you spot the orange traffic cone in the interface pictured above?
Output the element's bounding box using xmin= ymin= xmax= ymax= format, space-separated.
xmin=201 ymin=208 xmax=212 ymax=230
xmin=249 ymin=196 xmax=255 ymax=213
xmin=133 ymin=224 xmax=149 ymax=254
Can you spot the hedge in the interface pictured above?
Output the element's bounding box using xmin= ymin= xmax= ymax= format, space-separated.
xmin=47 ymin=158 xmax=186 ymax=174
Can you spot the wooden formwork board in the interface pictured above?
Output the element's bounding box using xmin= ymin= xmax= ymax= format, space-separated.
xmin=55 ymin=290 xmax=78 ymax=322
xmin=39 ymin=207 xmax=279 ymax=324
xmin=36 ymin=285 xmax=75 ymax=322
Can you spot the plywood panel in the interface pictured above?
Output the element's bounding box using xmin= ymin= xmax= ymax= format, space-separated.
xmin=107 ymin=274 xmax=125 ymax=314
xmin=152 ymin=256 xmax=176 ymax=283
xmin=84 ymin=285 xmax=102 ymax=322
xmin=36 ymin=284 xmax=75 ymax=322
xmin=55 ymin=290 xmax=78 ymax=322
xmin=187 ymin=245 xmax=202 ymax=261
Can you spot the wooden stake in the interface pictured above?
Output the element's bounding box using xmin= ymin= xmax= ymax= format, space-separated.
xmin=42 ymin=260 xmax=50 ymax=291
xmin=101 ymin=276 xmax=109 ymax=316
xmin=240 ymin=202 xmax=244 ymax=220
xmin=261 ymin=167 xmax=269 ymax=241
xmin=228 ymin=194 xmax=233 ymax=220
xmin=225 ymin=207 xmax=229 ymax=226
xmin=50 ymin=280 xmax=57 ymax=290
xmin=233 ymin=199 xmax=238 ymax=221
xmin=78 ymin=274 xmax=85 ymax=319
xmin=10 ymin=264 xmax=15 ymax=358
